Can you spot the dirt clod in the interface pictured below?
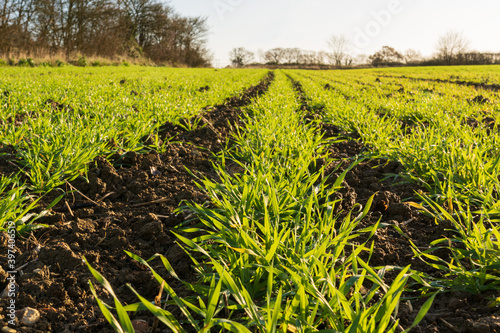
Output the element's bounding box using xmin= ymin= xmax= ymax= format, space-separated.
xmin=38 ymin=242 xmax=82 ymax=270
xmin=469 ymin=95 xmax=490 ymax=105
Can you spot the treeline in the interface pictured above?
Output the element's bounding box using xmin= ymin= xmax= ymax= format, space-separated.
xmin=260 ymin=48 xmax=333 ymax=66
xmin=230 ymin=47 xmax=344 ymax=68
xmin=0 ymin=0 xmax=211 ymax=67
xmin=231 ymin=46 xmax=500 ymax=69
xmin=423 ymin=52 xmax=500 ymax=67
xmin=230 ymin=31 xmax=500 ymax=69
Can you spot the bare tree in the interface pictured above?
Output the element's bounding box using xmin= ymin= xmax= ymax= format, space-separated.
xmin=435 ymin=30 xmax=470 ymax=65
xmin=0 ymin=0 xmax=34 ymax=55
xmin=316 ymin=51 xmax=329 ymax=65
xmin=32 ymin=0 xmax=65 ymax=52
xmin=282 ymin=47 xmax=301 ymax=64
xmin=229 ymin=47 xmax=254 ymax=67
xmin=327 ymin=35 xmax=351 ymax=66
xmin=353 ymin=54 xmax=369 ymax=66
xmin=264 ymin=47 xmax=285 ymax=64
xmin=298 ymin=50 xmax=316 ymax=65
xmin=0 ymin=0 xmax=211 ymax=66
xmin=369 ymin=46 xmax=404 ymax=66
xmin=404 ymin=49 xmax=423 ymax=64
xmin=172 ymin=16 xmax=211 ymax=66
xmin=343 ymin=54 xmax=353 ymax=66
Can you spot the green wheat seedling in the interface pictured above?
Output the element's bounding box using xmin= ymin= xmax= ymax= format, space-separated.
xmin=177 ymin=115 xmax=209 ymax=132
xmin=0 ymin=174 xmax=64 ymax=233
xmin=84 ymin=256 xmax=136 ymax=333
xmin=0 ymin=175 xmax=39 ymax=232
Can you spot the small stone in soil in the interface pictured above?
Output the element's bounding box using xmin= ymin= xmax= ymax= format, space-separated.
xmin=19 ymin=307 xmax=40 ymax=326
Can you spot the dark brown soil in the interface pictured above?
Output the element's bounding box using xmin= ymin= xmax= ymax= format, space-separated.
xmin=463 ymin=116 xmax=497 ymax=133
xmin=0 ymin=114 xmax=26 ymax=127
xmin=468 ymin=95 xmax=490 ymax=105
xmin=0 ymin=145 xmax=21 ymax=177
xmin=0 ymin=127 xmax=216 ymax=333
xmin=44 ymin=99 xmax=74 ymax=113
xmin=321 ymin=124 xmax=439 ymax=269
xmin=0 ymin=73 xmax=274 ymax=333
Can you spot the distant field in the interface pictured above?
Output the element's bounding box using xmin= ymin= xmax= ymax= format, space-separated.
xmin=0 ymin=66 xmax=499 ymax=332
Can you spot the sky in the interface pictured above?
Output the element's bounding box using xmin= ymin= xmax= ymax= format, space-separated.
xmin=167 ymin=0 xmax=500 ymax=67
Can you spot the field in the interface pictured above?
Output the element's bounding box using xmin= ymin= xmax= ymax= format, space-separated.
xmin=0 ymin=65 xmax=499 ymax=333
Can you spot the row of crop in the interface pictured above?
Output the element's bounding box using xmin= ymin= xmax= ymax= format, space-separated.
xmin=86 ymin=71 xmax=432 ymax=332
xmin=369 ymin=65 xmax=500 ymax=86
xmin=351 ymin=72 xmax=500 ymax=108
xmin=351 ymin=74 xmax=497 ymax=103
xmin=289 ymin=70 xmax=500 ymax=299
xmin=309 ymin=70 xmax=499 ymax=125
xmin=0 ymin=67 xmax=268 ymax=233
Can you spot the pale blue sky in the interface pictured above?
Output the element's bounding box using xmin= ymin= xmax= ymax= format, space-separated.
xmin=167 ymin=0 xmax=500 ymax=66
